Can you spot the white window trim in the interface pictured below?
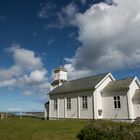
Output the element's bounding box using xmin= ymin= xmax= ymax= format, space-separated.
xmin=66 ymin=98 xmax=71 ymax=110
xmin=82 ymin=96 xmax=88 ymax=110
xmin=114 ymin=96 xmax=121 ymax=109
xmin=54 ymin=99 xmax=57 ymax=110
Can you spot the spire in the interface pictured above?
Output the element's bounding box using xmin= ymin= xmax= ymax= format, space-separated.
xmin=59 ymin=56 xmax=62 ymax=67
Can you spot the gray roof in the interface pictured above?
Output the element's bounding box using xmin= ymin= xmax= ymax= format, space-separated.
xmin=132 ymin=89 xmax=140 ymax=103
xmin=51 ymin=79 xmax=67 ymax=86
xmin=49 ymin=73 xmax=109 ymax=95
xmin=102 ymin=77 xmax=134 ymax=94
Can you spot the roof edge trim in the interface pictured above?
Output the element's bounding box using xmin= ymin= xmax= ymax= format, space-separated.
xmin=130 ymin=76 xmax=140 ymax=88
xmin=95 ymin=72 xmax=115 ymax=89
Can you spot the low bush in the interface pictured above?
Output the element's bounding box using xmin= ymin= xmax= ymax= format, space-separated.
xmin=77 ymin=120 xmax=140 ymax=140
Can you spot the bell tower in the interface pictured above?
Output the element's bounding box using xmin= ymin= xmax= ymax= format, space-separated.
xmin=51 ymin=66 xmax=67 ymax=90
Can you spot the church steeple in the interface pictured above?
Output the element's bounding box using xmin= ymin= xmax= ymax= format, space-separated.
xmin=51 ymin=66 xmax=67 ymax=90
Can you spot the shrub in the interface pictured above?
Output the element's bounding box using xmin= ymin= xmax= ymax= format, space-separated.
xmin=77 ymin=120 xmax=140 ymax=140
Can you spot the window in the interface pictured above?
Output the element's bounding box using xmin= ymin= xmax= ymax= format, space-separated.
xmin=114 ymin=96 xmax=121 ymax=109
xmin=54 ymin=99 xmax=57 ymax=110
xmin=82 ymin=96 xmax=88 ymax=109
xmin=67 ymin=98 xmax=71 ymax=110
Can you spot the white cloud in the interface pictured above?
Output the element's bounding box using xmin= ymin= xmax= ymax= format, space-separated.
xmin=61 ymin=2 xmax=78 ymax=20
xmin=65 ymin=64 xmax=91 ymax=80
xmin=39 ymin=2 xmax=78 ymax=29
xmin=65 ymin=0 xmax=140 ymax=79
xmin=0 ymin=65 xmax=22 ymax=80
xmin=8 ymin=44 xmax=42 ymax=70
xmin=19 ymin=69 xmax=47 ymax=86
xmin=38 ymin=2 xmax=56 ymax=19
xmin=0 ymin=79 xmax=16 ymax=88
xmin=0 ymin=44 xmax=44 ymax=82
xmin=133 ymin=13 xmax=140 ymax=22
xmin=22 ymin=91 xmax=33 ymax=96
xmin=29 ymin=69 xmax=46 ymax=83
xmin=0 ymin=44 xmax=50 ymax=97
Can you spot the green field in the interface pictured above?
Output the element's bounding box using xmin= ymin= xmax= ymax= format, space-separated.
xmin=0 ymin=117 xmax=88 ymax=140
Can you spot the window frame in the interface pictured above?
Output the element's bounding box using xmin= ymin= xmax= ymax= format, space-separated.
xmin=114 ymin=96 xmax=121 ymax=109
xmin=82 ymin=96 xmax=88 ymax=110
xmin=54 ymin=99 xmax=57 ymax=110
xmin=66 ymin=98 xmax=71 ymax=110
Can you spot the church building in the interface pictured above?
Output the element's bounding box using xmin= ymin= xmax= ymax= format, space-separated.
xmin=45 ymin=66 xmax=140 ymax=122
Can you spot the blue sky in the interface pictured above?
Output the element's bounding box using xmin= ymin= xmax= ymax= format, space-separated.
xmin=0 ymin=0 xmax=140 ymax=112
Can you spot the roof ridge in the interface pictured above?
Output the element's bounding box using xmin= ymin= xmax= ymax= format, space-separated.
xmin=49 ymin=72 xmax=111 ymax=95
xmin=67 ymin=72 xmax=110 ymax=83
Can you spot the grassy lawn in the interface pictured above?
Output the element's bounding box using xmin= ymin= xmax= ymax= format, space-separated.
xmin=0 ymin=117 xmax=88 ymax=140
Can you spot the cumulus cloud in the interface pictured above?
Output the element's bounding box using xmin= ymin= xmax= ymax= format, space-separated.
xmin=0 ymin=65 xmax=21 ymax=80
xmin=18 ymin=69 xmax=47 ymax=86
xmin=7 ymin=45 xmax=43 ymax=70
xmin=0 ymin=44 xmax=50 ymax=97
xmin=65 ymin=63 xmax=91 ymax=79
xmin=37 ymin=0 xmax=140 ymax=80
xmin=28 ymin=70 xmax=46 ymax=83
xmin=64 ymin=0 xmax=140 ymax=79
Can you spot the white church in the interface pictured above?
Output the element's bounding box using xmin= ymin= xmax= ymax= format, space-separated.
xmin=45 ymin=66 xmax=140 ymax=122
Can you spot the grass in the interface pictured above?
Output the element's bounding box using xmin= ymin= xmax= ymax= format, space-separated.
xmin=0 ymin=117 xmax=88 ymax=140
